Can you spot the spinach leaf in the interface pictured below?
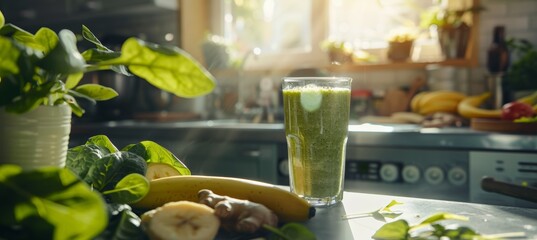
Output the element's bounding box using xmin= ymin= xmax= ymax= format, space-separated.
xmin=95 ymin=204 xmax=146 ymax=240
xmin=123 ymin=141 xmax=191 ymax=175
xmin=0 ymin=36 xmax=20 ymax=76
xmin=103 ymin=173 xmax=149 ymax=204
xmin=86 ymin=134 xmax=119 ymax=153
xmin=37 ymin=29 xmax=85 ymax=74
xmin=66 ymin=144 xmax=111 ymax=180
xmin=85 ymin=151 xmax=147 ymax=192
xmin=99 ymin=38 xmax=215 ymax=98
xmin=372 ymin=219 xmax=410 ymax=240
xmin=74 ymin=83 xmax=119 ymax=101
xmin=0 ymin=165 xmax=108 ymax=240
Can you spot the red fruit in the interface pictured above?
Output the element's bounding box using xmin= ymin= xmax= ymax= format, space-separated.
xmin=501 ymin=101 xmax=534 ymax=120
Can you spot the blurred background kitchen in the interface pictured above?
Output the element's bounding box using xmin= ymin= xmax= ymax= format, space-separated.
xmin=3 ymin=0 xmax=537 ymax=208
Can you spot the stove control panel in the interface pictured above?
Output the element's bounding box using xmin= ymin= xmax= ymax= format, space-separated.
xmin=344 ymin=146 xmax=469 ymax=202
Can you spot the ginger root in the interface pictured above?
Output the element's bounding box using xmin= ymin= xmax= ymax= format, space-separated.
xmin=197 ymin=189 xmax=278 ymax=233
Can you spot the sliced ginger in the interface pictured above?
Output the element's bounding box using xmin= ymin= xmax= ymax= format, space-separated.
xmin=197 ymin=189 xmax=279 ymax=233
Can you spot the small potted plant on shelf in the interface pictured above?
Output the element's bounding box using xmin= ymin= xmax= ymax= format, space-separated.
xmin=321 ymin=39 xmax=354 ymax=64
xmin=387 ymin=30 xmax=416 ymax=62
xmin=0 ymin=10 xmax=215 ymax=169
xmin=420 ymin=3 xmax=484 ymax=59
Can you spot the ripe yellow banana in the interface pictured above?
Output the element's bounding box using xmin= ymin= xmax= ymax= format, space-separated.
xmin=418 ymin=90 xmax=466 ymax=108
xmin=457 ymin=92 xmax=502 ymax=119
xmin=516 ymin=91 xmax=537 ymax=105
xmin=419 ymin=100 xmax=460 ymax=115
xmin=131 ymin=175 xmax=315 ymax=223
xmin=410 ymin=91 xmax=429 ymax=113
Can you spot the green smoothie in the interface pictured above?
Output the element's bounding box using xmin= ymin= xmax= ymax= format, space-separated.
xmin=283 ymin=85 xmax=350 ymax=205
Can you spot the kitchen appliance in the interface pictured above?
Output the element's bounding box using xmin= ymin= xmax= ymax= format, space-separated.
xmin=470 ymin=151 xmax=537 ymax=208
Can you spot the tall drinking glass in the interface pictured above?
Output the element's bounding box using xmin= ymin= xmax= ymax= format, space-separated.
xmin=282 ymin=77 xmax=351 ymax=207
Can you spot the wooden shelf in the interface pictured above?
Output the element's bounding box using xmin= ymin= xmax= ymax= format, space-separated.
xmin=326 ymin=58 xmax=478 ymax=72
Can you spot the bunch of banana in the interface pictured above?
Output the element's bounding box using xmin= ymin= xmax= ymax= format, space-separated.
xmin=411 ymin=90 xmax=466 ymax=115
xmin=131 ymin=175 xmax=316 ymax=223
xmin=457 ymin=91 xmax=537 ymax=119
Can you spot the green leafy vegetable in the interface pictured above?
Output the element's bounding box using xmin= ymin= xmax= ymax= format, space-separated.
xmin=123 ymin=140 xmax=191 ymax=175
xmin=94 ymin=204 xmax=146 ymax=240
xmin=102 ymin=173 xmax=149 ymax=204
xmin=84 ymin=151 xmax=147 ymax=192
xmin=66 ymin=144 xmax=111 ymax=180
xmin=86 ymin=135 xmax=119 ymax=153
xmin=0 ymin=164 xmax=107 ymax=240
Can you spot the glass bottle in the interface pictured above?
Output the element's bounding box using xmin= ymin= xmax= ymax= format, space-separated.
xmin=486 ymin=26 xmax=510 ymax=109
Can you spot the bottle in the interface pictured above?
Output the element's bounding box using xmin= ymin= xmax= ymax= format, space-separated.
xmin=486 ymin=25 xmax=510 ymax=109
xmin=487 ymin=26 xmax=509 ymax=74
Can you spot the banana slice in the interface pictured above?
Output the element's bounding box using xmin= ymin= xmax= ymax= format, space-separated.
xmin=141 ymin=201 xmax=220 ymax=240
xmin=146 ymin=163 xmax=182 ymax=180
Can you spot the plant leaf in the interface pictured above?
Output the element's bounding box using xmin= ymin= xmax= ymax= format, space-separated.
xmin=86 ymin=135 xmax=119 ymax=153
xmin=0 ymin=36 xmax=20 ymax=76
xmin=100 ymin=38 xmax=216 ymax=98
xmin=66 ymin=144 xmax=111 ymax=180
xmin=122 ymin=141 xmax=191 ymax=175
xmin=372 ymin=219 xmax=410 ymax=240
xmin=33 ymin=27 xmax=58 ymax=54
xmin=37 ymin=29 xmax=85 ymax=74
xmin=65 ymin=72 xmax=84 ymax=89
xmin=81 ymin=25 xmax=110 ymax=51
xmin=102 ymin=173 xmax=149 ymax=204
xmin=94 ymin=204 xmax=145 ymax=240
xmin=265 ymin=223 xmax=316 ymax=240
xmin=0 ymin=165 xmax=108 ymax=240
xmin=84 ymin=152 xmax=147 ymax=192
xmin=74 ymin=83 xmax=118 ymax=101
xmin=410 ymin=212 xmax=469 ymax=231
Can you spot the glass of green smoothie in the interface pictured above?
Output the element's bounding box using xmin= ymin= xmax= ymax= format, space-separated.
xmin=282 ymin=77 xmax=351 ymax=207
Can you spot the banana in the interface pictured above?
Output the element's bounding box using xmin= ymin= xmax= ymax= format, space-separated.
xmin=418 ymin=100 xmax=460 ymax=115
xmin=457 ymin=92 xmax=502 ymax=119
xmin=418 ymin=90 xmax=466 ymax=108
xmin=516 ymin=91 xmax=537 ymax=105
xmin=131 ymin=175 xmax=316 ymax=223
xmin=410 ymin=91 xmax=429 ymax=113
xmin=141 ymin=201 xmax=220 ymax=240
xmin=146 ymin=163 xmax=182 ymax=180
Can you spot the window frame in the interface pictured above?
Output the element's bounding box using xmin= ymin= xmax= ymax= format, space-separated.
xmin=179 ymin=0 xmax=480 ymax=73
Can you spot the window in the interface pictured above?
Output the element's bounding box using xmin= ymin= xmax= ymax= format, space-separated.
xmin=182 ymin=0 xmax=477 ymax=71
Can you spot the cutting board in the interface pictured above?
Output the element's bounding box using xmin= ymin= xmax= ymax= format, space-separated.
xmin=471 ymin=118 xmax=537 ymax=134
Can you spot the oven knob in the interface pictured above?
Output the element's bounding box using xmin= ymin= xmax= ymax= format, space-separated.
xmin=279 ymin=159 xmax=289 ymax=176
xmin=402 ymin=165 xmax=420 ymax=183
xmin=380 ymin=163 xmax=399 ymax=182
xmin=448 ymin=167 xmax=467 ymax=186
xmin=424 ymin=166 xmax=444 ymax=185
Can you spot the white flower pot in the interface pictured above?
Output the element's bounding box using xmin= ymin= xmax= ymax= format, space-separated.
xmin=0 ymin=104 xmax=72 ymax=170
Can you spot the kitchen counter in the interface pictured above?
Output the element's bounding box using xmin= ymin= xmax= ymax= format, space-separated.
xmin=71 ymin=120 xmax=537 ymax=151
xmin=307 ymin=191 xmax=537 ymax=239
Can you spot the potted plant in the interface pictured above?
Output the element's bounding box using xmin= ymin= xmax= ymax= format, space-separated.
xmin=0 ymin=10 xmax=216 ymax=169
xmin=504 ymin=38 xmax=537 ymax=100
xmin=387 ymin=30 xmax=416 ymax=62
xmin=321 ymin=39 xmax=354 ymax=64
xmin=420 ymin=4 xmax=484 ymax=59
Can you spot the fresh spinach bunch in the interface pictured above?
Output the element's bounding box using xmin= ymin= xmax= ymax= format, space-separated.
xmin=66 ymin=135 xmax=191 ymax=204
xmin=0 ymin=10 xmax=215 ymax=116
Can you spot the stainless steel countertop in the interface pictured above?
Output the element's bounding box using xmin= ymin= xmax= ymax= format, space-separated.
xmin=71 ymin=120 xmax=537 ymax=152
